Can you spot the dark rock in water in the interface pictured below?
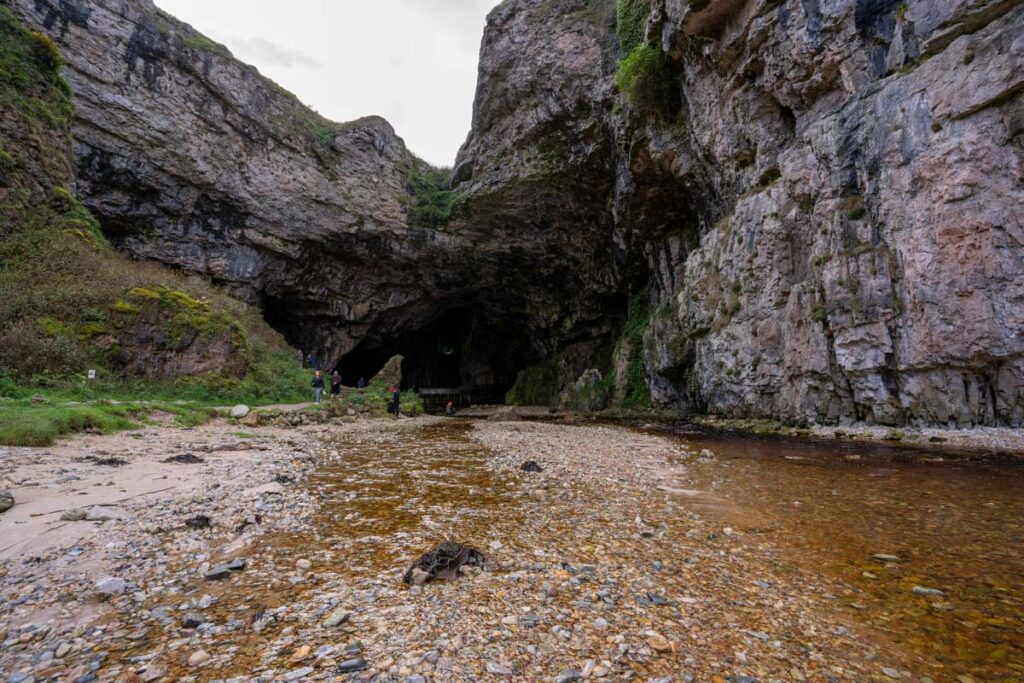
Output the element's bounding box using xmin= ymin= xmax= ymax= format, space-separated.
xmin=163 ymin=453 xmax=205 ymax=464
xmin=181 ymin=612 xmax=206 ymax=629
xmin=337 ymin=657 xmax=368 ymax=673
xmin=403 ymin=541 xmax=485 ymax=584
xmin=521 ymin=460 xmax=542 ymax=473
xmin=203 ymin=564 xmax=232 ymax=581
xmin=274 ymin=474 xmax=295 ymax=485
xmin=87 ymin=456 xmax=128 ymax=467
xmin=185 ymin=515 xmax=211 ymax=530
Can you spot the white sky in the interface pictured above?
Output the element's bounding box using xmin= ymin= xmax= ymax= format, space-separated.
xmin=154 ymin=0 xmax=501 ymax=166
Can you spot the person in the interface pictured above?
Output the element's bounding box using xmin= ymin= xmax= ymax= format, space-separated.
xmin=387 ymin=385 xmax=400 ymax=418
xmin=357 ymin=376 xmax=366 ymax=389
xmin=311 ymin=370 xmax=324 ymax=403
xmin=445 ymin=400 xmax=456 ymax=417
xmin=330 ymin=370 xmax=342 ymax=399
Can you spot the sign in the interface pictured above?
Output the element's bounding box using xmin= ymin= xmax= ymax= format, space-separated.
xmin=87 ymin=369 xmax=96 ymax=380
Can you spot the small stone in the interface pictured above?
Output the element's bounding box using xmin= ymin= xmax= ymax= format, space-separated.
xmin=647 ymin=634 xmax=674 ymax=653
xmin=912 ymin=585 xmax=944 ymax=596
xmin=881 ymin=667 xmax=901 ymax=679
xmin=95 ymin=577 xmax=126 ymax=596
xmin=229 ymin=405 xmax=250 ymax=418
xmin=289 ymin=645 xmax=311 ymax=663
xmin=338 ymin=657 xmax=367 ymax=673
xmin=61 ymin=508 xmax=88 ymax=522
xmin=554 ymin=668 xmax=582 ymax=683
xmin=486 ymin=662 xmax=514 ymax=676
xmin=227 ymin=557 xmax=247 ymax=571
xmin=296 ymin=558 xmax=312 ymax=570
xmin=182 ymin=612 xmax=205 ymax=629
xmin=873 ymin=554 xmax=901 ymax=562
xmin=283 ymin=667 xmax=313 ymax=682
xmin=55 ymin=642 xmax=71 ymax=658
xmin=322 ymin=607 xmax=350 ymax=628
xmin=408 ymin=568 xmax=430 ymax=586
xmin=521 ymin=460 xmax=543 ymax=472
xmin=204 ymin=564 xmax=232 ymax=581
xmin=187 ymin=650 xmax=211 ymax=667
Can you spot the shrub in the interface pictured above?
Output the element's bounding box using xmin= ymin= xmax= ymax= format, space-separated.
xmin=28 ymin=31 xmax=62 ymax=71
xmin=409 ymin=167 xmax=460 ymax=229
xmin=615 ymin=0 xmax=649 ymax=55
xmin=614 ymin=44 xmax=674 ymax=116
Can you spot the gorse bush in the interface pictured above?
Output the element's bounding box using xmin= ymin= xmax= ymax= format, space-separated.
xmin=614 ymin=44 xmax=674 ymax=117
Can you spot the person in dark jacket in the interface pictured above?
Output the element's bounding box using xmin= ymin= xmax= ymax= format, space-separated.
xmin=445 ymin=400 xmax=456 ymax=417
xmin=330 ymin=370 xmax=342 ymax=398
xmin=311 ymin=371 xmax=324 ymax=403
xmin=357 ymin=376 xmax=366 ymax=389
xmin=387 ymin=385 xmax=400 ymax=417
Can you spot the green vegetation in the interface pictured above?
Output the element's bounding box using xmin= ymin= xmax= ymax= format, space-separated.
xmin=321 ymin=388 xmax=424 ymax=419
xmin=0 ymin=8 xmax=73 ymax=130
xmin=614 ymin=44 xmax=674 ymax=117
xmin=615 ymin=0 xmax=649 ymax=54
xmin=614 ymin=293 xmax=653 ymax=411
xmin=506 ymin=358 xmax=559 ymax=406
xmin=408 ymin=166 xmax=461 ymax=229
xmin=758 ymin=167 xmax=782 ymax=187
xmin=0 ymin=388 xmax=217 ymax=447
xmin=812 ymin=304 xmax=828 ymax=323
xmin=0 ymin=8 xmax=307 ymax=418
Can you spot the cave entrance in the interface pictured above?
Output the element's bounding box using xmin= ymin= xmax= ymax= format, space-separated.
xmin=335 ymin=306 xmax=525 ymax=408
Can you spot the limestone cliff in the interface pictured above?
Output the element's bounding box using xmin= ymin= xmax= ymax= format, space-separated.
xmin=8 ymin=0 xmax=1023 ymax=425
xmin=456 ymin=0 xmax=1024 ymax=426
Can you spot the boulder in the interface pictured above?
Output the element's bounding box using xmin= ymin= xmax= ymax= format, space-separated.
xmin=0 ymin=490 xmax=13 ymax=514
xmin=229 ymin=404 xmax=250 ymax=418
xmin=369 ymin=354 xmax=403 ymax=389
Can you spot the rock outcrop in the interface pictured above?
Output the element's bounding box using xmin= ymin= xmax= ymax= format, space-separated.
xmin=8 ymin=0 xmax=1023 ymax=426
xmin=454 ymin=0 xmax=1024 ymax=426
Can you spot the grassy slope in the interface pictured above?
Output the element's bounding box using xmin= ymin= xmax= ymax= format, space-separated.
xmin=0 ymin=7 xmax=308 ymax=444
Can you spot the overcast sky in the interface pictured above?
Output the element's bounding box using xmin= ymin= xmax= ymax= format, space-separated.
xmin=154 ymin=0 xmax=501 ymax=166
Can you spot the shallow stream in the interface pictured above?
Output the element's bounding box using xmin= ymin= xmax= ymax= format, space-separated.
xmin=654 ymin=425 xmax=1024 ymax=681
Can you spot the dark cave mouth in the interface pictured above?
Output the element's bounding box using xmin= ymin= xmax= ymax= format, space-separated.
xmin=262 ymin=299 xmax=534 ymax=406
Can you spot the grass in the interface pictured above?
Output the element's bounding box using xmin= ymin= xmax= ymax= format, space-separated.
xmin=0 ymin=396 xmax=217 ymax=447
xmin=321 ymin=386 xmax=425 ymax=418
xmin=614 ymin=44 xmax=674 ymax=117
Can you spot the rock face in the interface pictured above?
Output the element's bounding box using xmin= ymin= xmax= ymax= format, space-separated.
xmin=10 ymin=0 xmax=1023 ymax=425
xmin=452 ymin=0 xmax=1024 ymax=426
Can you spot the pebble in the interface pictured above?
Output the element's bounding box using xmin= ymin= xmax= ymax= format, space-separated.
xmin=554 ymin=668 xmax=582 ymax=683
xmin=912 ymin=585 xmax=945 ymax=596
xmin=60 ymin=508 xmax=87 ymax=522
xmin=337 ymin=657 xmax=367 ymax=673
xmin=322 ymin=607 xmax=350 ymax=628
xmin=94 ymin=576 xmax=126 ymax=596
xmin=283 ymin=666 xmax=313 ymax=681
xmin=486 ymin=662 xmax=515 ymax=676
xmin=187 ymin=650 xmax=211 ymax=667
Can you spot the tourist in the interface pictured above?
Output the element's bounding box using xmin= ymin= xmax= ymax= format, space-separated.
xmin=388 ymin=385 xmax=400 ymax=417
xmin=330 ymin=370 xmax=342 ymax=399
xmin=446 ymin=400 xmax=456 ymax=417
xmin=311 ymin=370 xmax=324 ymax=403
xmin=357 ymin=376 xmax=366 ymax=389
